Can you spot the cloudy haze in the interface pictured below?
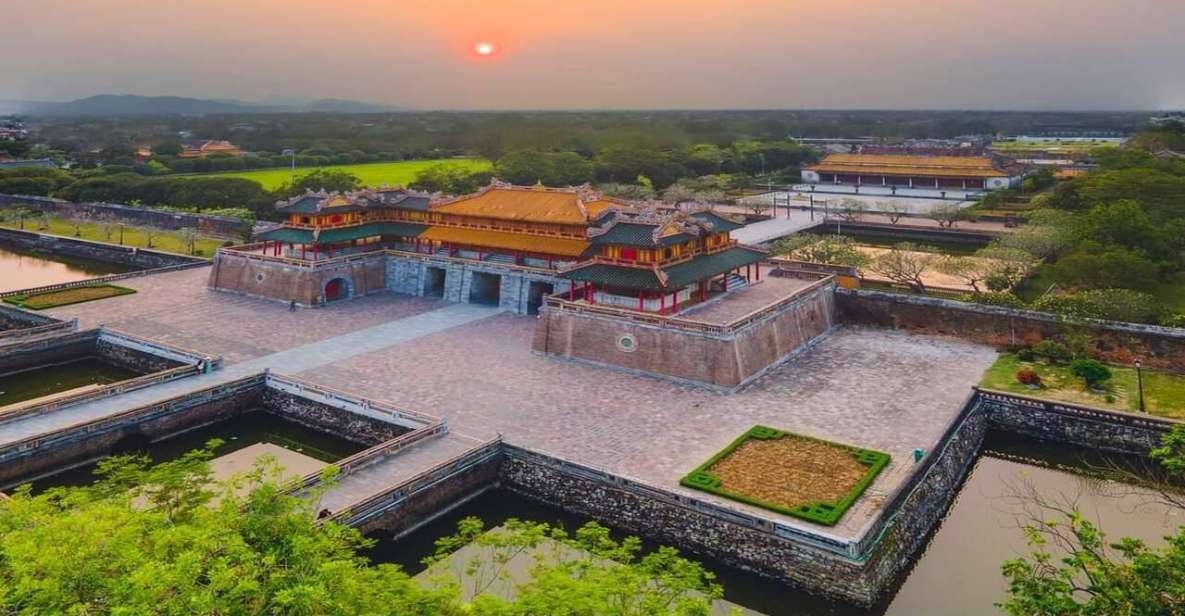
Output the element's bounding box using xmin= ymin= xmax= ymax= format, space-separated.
xmin=3 ymin=0 xmax=1183 ymax=110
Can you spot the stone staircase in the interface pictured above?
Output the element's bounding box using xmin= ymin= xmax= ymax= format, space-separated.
xmin=724 ymin=273 xmax=749 ymax=292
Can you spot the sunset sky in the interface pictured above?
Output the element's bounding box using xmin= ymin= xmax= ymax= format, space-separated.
xmin=3 ymin=0 xmax=1183 ymax=110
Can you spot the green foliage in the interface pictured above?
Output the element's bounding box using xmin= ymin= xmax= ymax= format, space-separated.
xmin=1000 ymin=425 xmax=1185 ymax=615
xmin=0 ymin=444 xmax=728 ymax=615
xmin=424 ymin=517 xmax=725 ymax=616
xmin=1032 ymin=289 xmax=1163 ymax=324
xmin=771 ymin=234 xmax=868 ymax=268
xmin=1070 ymin=358 xmax=1112 ymax=387
xmin=960 ymin=291 xmax=1027 ymax=309
xmin=409 ymin=163 xmax=494 ymax=195
xmin=1031 ymin=340 xmax=1071 ymax=364
xmin=284 ymin=169 xmax=362 ymax=195
xmin=679 ymin=426 xmax=890 ymax=526
xmin=494 ymin=150 xmax=594 ymax=186
xmin=1050 ymin=246 xmax=1162 ymax=292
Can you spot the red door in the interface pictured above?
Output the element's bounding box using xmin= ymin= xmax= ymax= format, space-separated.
xmin=325 ymin=279 xmax=346 ymax=301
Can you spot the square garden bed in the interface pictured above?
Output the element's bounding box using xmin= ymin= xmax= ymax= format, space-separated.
xmin=680 ymin=426 xmax=890 ymax=526
xmin=3 ymin=284 xmax=136 ymax=310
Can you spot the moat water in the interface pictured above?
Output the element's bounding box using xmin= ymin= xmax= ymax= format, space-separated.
xmin=0 ymin=244 xmax=132 ymax=293
xmin=365 ymin=432 xmax=1177 ymax=616
xmin=0 ymin=357 xmax=138 ymax=407
xmin=15 ymin=410 xmax=366 ymax=493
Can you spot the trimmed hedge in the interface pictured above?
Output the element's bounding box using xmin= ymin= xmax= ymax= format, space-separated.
xmin=680 ymin=425 xmax=891 ymax=526
xmin=3 ymin=284 xmax=137 ymax=310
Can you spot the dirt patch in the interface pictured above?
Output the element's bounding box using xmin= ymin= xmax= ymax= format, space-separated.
xmin=708 ymin=435 xmax=868 ymax=510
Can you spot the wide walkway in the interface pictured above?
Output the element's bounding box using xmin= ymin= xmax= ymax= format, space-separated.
xmin=0 ymin=302 xmax=497 ymax=444
xmin=318 ymin=432 xmax=486 ymax=511
xmin=730 ymin=209 xmax=821 ymax=245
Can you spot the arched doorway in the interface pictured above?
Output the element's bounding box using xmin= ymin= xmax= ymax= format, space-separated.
xmin=324 ymin=277 xmax=351 ymax=302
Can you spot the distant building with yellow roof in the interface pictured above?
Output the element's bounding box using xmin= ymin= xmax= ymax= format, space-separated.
xmin=803 ymin=153 xmax=1019 ymax=190
xmin=214 ymin=181 xmax=764 ymax=314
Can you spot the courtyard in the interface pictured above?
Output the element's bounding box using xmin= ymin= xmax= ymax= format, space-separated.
xmin=32 ymin=265 xmax=997 ymax=539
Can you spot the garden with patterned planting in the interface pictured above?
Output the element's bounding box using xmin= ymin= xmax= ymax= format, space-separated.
xmin=680 ymin=426 xmax=890 ymax=526
xmin=3 ymin=284 xmax=136 ymax=310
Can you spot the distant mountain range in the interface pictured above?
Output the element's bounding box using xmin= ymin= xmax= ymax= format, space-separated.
xmin=0 ymin=95 xmax=406 ymax=116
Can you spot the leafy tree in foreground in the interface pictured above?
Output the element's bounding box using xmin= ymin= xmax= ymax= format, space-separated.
xmin=0 ymin=443 xmax=724 ymax=615
xmin=1000 ymin=426 xmax=1185 ymax=615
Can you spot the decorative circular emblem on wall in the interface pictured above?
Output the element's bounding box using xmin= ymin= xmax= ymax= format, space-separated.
xmin=616 ymin=333 xmax=638 ymax=353
xmin=255 ymin=273 xmax=265 ymax=283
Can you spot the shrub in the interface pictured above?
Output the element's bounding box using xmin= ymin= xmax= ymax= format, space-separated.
xmin=1070 ymin=359 xmax=1112 ymax=388
xmin=1016 ymin=368 xmax=1041 ymax=386
xmin=1017 ymin=347 xmax=1037 ymax=362
xmin=1032 ymin=289 xmax=1163 ymax=324
xmin=1162 ymin=314 xmax=1185 ymax=328
xmin=1031 ymin=340 xmax=1071 ymax=364
xmin=961 ymin=291 xmax=1026 ymax=309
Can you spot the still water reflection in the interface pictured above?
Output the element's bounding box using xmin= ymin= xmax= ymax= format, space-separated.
xmin=0 ymin=245 xmax=132 ymax=293
xmin=367 ymin=432 xmax=1178 ymax=615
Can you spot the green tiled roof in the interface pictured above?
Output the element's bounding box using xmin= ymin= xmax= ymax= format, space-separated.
xmin=664 ymin=246 xmax=765 ymax=288
xmin=561 ymin=246 xmax=766 ymax=291
xmin=256 ymin=227 xmax=314 ymax=243
xmin=256 ymin=222 xmax=427 ymax=245
xmin=590 ymin=223 xmax=693 ymax=247
xmin=688 ymin=211 xmax=745 ymax=233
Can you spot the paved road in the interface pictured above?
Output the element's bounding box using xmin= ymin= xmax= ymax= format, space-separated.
xmin=731 ymin=209 xmax=822 ymax=245
xmin=0 ymin=303 xmax=498 ymax=445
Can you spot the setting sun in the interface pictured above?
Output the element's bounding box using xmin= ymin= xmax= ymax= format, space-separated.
xmin=474 ymin=42 xmax=496 ymax=56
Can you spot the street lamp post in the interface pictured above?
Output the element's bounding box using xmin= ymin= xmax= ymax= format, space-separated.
xmin=282 ymin=149 xmax=296 ymax=186
xmin=1135 ymin=359 xmax=1146 ymax=413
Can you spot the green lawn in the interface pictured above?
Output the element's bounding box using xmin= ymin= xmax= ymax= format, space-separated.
xmin=4 ymin=284 xmax=136 ymax=310
xmin=0 ymin=217 xmax=225 ymax=257
xmin=193 ymin=158 xmax=491 ymax=191
xmin=980 ymin=353 xmax=1185 ymax=419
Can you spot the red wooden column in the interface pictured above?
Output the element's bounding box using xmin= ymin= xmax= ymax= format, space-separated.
xmin=660 ymin=292 xmax=665 ymax=314
xmin=755 ymin=263 xmax=761 ymax=281
xmin=568 ymin=283 xmax=575 ymax=301
xmin=722 ymin=274 xmax=728 ymax=292
xmin=637 ymin=290 xmax=644 ymax=312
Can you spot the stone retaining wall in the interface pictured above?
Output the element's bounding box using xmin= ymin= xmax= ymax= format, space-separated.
xmin=207 ymin=250 xmax=387 ymax=306
xmin=979 ymin=389 xmax=1173 ymax=455
xmin=532 ymin=282 xmax=836 ymax=391
xmin=0 ymin=304 xmax=58 ymax=332
xmin=0 ymin=330 xmax=97 ymax=373
xmin=0 ymin=377 xmax=263 ymax=488
xmin=0 ymin=194 xmax=245 ymax=238
xmin=353 ymin=453 xmax=503 ymax=536
xmin=0 ymin=227 xmax=203 ymax=270
xmin=95 ymin=335 xmax=186 ymax=373
xmin=836 ymin=289 xmax=1185 ymax=373
xmin=260 ymin=387 xmax=409 ymax=446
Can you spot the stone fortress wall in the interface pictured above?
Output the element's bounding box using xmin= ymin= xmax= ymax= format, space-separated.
xmin=837 ymin=288 xmax=1185 ymax=372
xmin=531 ymin=277 xmax=837 ymax=391
xmin=0 ymin=193 xmax=246 ymax=238
xmin=0 ymin=226 xmax=205 ymax=270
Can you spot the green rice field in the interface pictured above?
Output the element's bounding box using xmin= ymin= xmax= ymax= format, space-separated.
xmin=195 ymin=159 xmax=491 ymax=190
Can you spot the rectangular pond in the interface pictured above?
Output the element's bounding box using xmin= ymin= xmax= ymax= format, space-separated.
xmin=14 ymin=409 xmax=368 ymax=493
xmin=0 ymin=244 xmax=135 ymax=293
xmin=364 ymin=431 xmax=1176 ymax=616
xmin=0 ymin=356 xmax=138 ymax=407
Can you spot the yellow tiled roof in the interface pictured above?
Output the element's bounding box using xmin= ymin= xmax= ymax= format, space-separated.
xmin=807 ymin=154 xmax=1007 ymax=178
xmin=419 ymin=226 xmax=590 ymax=257
xmin=582 ymin=200 xmax=621 ymax=219
xmin=433 ymin=187 xmax=588 ymax=225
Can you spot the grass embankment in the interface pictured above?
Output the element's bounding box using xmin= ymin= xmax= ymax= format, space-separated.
xmin=194 ymin=159 xmax=492 ymax=191
xmin=980 ymin=353 xmax=1185 ymax=419
xmin=4 ymin=284 xmax=137 ymax=310
xmin=0 ymin=217 xmax=225 ymax=256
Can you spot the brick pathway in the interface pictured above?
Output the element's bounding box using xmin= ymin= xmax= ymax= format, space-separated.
xmin=22 ymin=267 xmax=997 ymax=539
xmin=0 ymin=302 xmax=498 ymax=444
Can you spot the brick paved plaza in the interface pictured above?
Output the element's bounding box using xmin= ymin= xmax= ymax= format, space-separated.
xmin=43 ymin=266 xmax=997 ymax=538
